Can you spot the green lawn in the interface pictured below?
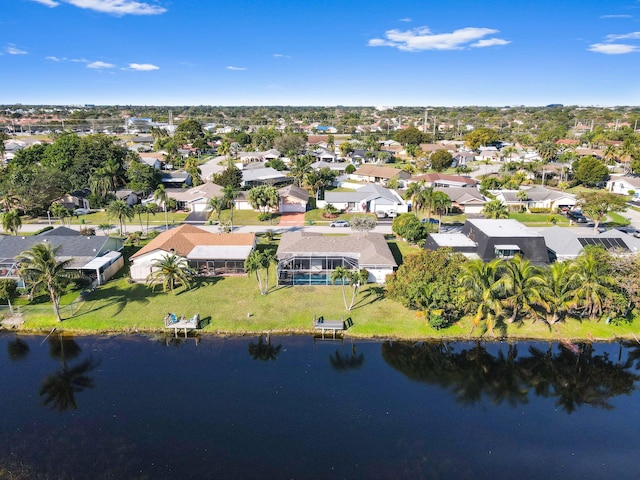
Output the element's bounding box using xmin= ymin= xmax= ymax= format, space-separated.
xmin=509 ymin=212 xmax=569 ymax=225
xmin=12 ymin=271 xmax=639 ymax=342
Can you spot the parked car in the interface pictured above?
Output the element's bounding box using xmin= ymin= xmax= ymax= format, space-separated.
xmin=421 ymin=218 xmax=439 ymax=225
xmin=73 ymin=208 xmax=91 ymax=215
xmin=616 ymin=226 xmax=640 ymax=237
xmin=567 ymin=211 xmax=587 ymax=223
xmin=329 ymin=220 xmax=350 ymax=228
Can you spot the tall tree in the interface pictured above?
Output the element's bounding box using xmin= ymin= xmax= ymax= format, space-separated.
xmin=16 ymin=243 xmax=75 ymax=322
xmin=459 ymin=258 xmax=505 ymax=335
xmin=206 ymin=196 xmax=225 ymax=224
xmin=1 ymin=209 xmax=22 ymax=235
xmin=223 ymin=185 xmax=238 ymax=231
xmin=154 ymin=185 xmax=169 ymax=231
xmin=501 ymin=255 xmax=545 ymax=324
xmin=569 ymin=247 xmax=616 ymax=320
xmin=482 ymin=199 xmax=509 ymax=219
xmin=577 ymin=190 xmax=627 ymax=233
xmin=330 ymin=266 xmax=352 ymax=311
xmin=247 ymin=185 xmax=279 ymax=213
xmin=106 ymin=199 xmax=134 ymax=235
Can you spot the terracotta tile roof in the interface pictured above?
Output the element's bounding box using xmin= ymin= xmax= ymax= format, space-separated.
xmin=130 ymin=224 xmax=255 ymax=259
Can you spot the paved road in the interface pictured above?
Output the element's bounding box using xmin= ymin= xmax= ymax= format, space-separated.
xmin=18 ymin=221 xmax=394 ymax=235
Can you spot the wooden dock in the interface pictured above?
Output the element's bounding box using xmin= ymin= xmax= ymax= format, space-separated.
xmin=165 ymin=313 xmax=200 ymax=338
xmin=313 ymin=314 xmax=345 ymax=339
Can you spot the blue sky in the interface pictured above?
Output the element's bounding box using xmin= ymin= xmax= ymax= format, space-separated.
xmin=2 ymin=0 xmax=640 ymax=106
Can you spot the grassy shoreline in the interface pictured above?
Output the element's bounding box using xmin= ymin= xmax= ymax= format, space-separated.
xmin=5 ymin=275 xmax=639 ymax=343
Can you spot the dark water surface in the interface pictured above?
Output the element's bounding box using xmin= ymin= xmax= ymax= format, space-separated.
xmin=1 ymin=333 xmax=640 ymax=479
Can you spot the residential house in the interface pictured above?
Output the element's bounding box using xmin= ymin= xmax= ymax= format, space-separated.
xmin=161 ymin=172 xmax=191 ymax=188
xmin=138 ymin=152 xmax=164 ymax=170
xmin=312 ymin=147 xmax=337 ymax=163
xmin=452 ymin=151 xmax=475 ymax=166
xmin=538 ymin=226 xmax=640 ymax=261
xmin=425 ymin=219 xmax=550 ymax=264
xmin=492 ymin=186 xmax=577 ymax=212
xmin=350 ymin=165 xmax=411 ymax=185
xmin=237 ymin=149 xmax=282 ymax=164
xmin=409 ymin=173 xmax=478 ymax=188
xmin=606 ymin=175 xmax=640 ymax=198
xmin=166 ymin=182 xmax=225 ymax=213
xmin=434 ymin=187 xmax=486 ymax=215
xmin=0 ymin=226 xmax=124 ymax=287
xmin=241 ymin=166 xmax=292 ymax=188
xmin=129 ymin=224 xmax=256 ymax=281
xmin=278 ymin=185 xmax=309 ymax=213
xmin=115 ymin=189 xmax=139 ymax=207
xmin=276 ymin=231 xmax=397 ymax=285
xmin=58 ymin=189 xmax=91 ymax=211
xmin=318 ymin=184 xmax=408 ymax=215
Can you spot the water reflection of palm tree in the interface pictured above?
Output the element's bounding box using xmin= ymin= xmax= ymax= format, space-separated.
xmin=248 ymin=334 xmax=281 ymax=361
xmin=382 ymin=340 xmax=639 ymax=413
xmin=7 ymin=336 xmax=30 ymax=360
xmin=329 ymin=343 xmax=365 ymax=371
xmin=39 ymin=334 xmax=99 ymax=412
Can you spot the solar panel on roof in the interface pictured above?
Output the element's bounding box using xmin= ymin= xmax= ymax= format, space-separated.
xmin=577 ymin=237 xmax=629 ymax=252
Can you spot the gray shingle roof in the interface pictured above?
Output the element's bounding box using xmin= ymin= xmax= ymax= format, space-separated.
xmin=276 ymin=232 xmax=397 ymax=267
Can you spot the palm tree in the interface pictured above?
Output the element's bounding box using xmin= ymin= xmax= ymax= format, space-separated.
xmin=1 ymin=209 xmax=22 ymax=235
xmin=154 ymin=185 xmax=169 ymax=231
xmin=217 ymin=140 xmax=231 ymax=158
xmin=49 ymin=203 xmax=70 ymax=226
xmin=146 ymin=253 xmax=194 ymax=293
xmin=16 ymin=243 xmax=75 ymax=322
xmin=330 ymin=266 xmax=353 ymax=311
xmin=414 ymin=186 xmax=436 ymax=221
xmin=459 ymin=258 xmax=505 ymax=335
xmin=347 ymin=269 xmax=369 ymax=311
xmin=262 ymin=250 xmax=277 ymax=294
xmin=98 ymin=223 xmax=113 ymax=236
xmin=106 ymin=199 xmax=134 ymax=235
xmin=482 ymin=199 xmax=509 ymax=219
xmin=404 ymin=181 xmax=426 ymax=217
xmin=432 ymin=191 xmax=452 ymax=232
xmin=144 ymin=203 xmax=157 ymax=234
xmin=222 ymin=185 xmax=237 ymax=232
xmin=501 ymin=255 xmax=545 ymax=324
xmin=247 ymin=185 xmax=279 ymax=214
xmin=246 ymin=250 xmax=267 ymax=295
xmin=288 ymin=157 xmax=313 ymax=188
xmin=185 ymin=157 xmax=203 ymax=186
xmin=540 ymin=261 xmax=574 ymax=324
xmin=569 ymin=248 xmax=616 ymax=320
xmin=132 ymin=204 xmax=146 ymax=233
xmin=206 ymin=196 xmax=224 ymax=224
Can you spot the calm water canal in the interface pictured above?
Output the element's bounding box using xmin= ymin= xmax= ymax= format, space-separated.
xmin=1 ymin=333 xmax=639 ymax=479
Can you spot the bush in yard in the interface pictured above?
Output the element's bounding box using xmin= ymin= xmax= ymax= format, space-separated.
xmin=391 ymin=213 xmax=427 ymax=243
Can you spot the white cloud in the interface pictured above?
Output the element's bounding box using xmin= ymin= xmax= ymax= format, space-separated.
xmin=30 ymin=0 xmax=166 ymax=15
xmin=601 ymin=14 xmax=632 ymax=19
xmin=588 ymin=43 xmax=638 ymax=54
xmin=273 ymin=53 xmax=291 ymax=59
xmin=6 ymin=44 xmax=28 ymax=55
xmin=128 ymin=63 xmax=159 ymax=70
xmin=87 ymin=60 xmax=115 ymax=69
xmin=226 ymin=66 xmax=247 ymax=71
xmin=589 ymin=31 xmax=640 ymax=54
xmin=31 ymin=0 xmax=60 ymax=6
xmin=606 ymin=32 xmax=640 ymax=41
xmin=399 ymin=17 xmax=412 ymax=22
xmin=46 ymin=56 xmax=66 ymax=61
xmin=368 ymin=26 xmax=508 ymax=51
xmin=471 ymin=38 xmax=511 ymax=48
